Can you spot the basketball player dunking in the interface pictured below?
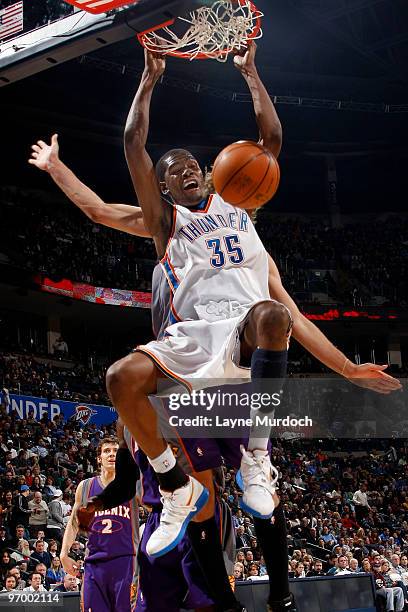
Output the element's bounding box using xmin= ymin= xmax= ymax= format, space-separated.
xmin=112 ymin=41 xmax=400 ymax=610
xmin=29 ymin=43 xmax=400 ymax=612
xmin=60 ymin=437 xmax=139 ymax=612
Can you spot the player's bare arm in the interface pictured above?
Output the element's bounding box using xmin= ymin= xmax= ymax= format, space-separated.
xmin=60 ymin=480 xmax=84 ymax=576
xmin=234 ymin=41 xmax=282 ymax=159
xmin=124 ymin=50 xmax=172 ymax=258
xmin=28 ymin=134 xmax=149 ymax=237
xmin=267 ymin=254 xmax=402 ymax=394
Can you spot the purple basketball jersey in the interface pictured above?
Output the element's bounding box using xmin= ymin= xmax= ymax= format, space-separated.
xmin=81 ymin=477 xmax=139 ymax=562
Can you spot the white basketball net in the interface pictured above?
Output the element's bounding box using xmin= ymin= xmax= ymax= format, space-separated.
xmin=140 ymin=0 xmax=263 ymax=61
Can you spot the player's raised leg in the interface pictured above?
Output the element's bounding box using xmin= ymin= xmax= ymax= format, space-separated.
xmin=106 ymin=352 xmax=209 ymax=559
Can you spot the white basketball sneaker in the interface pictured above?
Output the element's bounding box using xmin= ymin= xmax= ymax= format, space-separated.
xmin=236 ymin=446 xmax=279 ymax=519
xmin=146 ymin=475 xmax=209 ymax=558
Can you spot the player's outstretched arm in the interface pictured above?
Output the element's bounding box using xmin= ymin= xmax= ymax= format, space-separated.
xmin=124 ymin=50 xmax=172 ymax=258
xmin=28 ymin=134 xmax=150 ymax=237
xmin=60 ymin=480 xmax=83 ymax=576
xmin=234 ymin=42 xmax=282 ymax=159
xmin=267 ymin=254 xmax=402 ymax=394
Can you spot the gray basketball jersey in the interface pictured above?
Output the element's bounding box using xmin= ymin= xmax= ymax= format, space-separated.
xmin=151 ymin=263 xmax=171 ymax=340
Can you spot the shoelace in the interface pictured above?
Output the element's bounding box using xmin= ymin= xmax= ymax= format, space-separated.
xmin=243 ymin=450 xmax=279 ymax=488
xmin=157 ymin=490 xmax=197 ymax=535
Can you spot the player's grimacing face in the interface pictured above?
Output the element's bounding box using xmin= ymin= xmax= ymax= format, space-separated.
xmin=99 ymin=443 xmax=118 ymax=470
xmin=164 ymin=154 xmax=206 ymax=206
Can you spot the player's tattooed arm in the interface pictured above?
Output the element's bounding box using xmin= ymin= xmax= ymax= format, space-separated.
xmin=60 ymin=480 xmax=83 ymax=576
xmin=267 ymin=254 xmax=402 ymax=394
xmin=28 ymin=134 xmax=150 ymax=237
xmin=124 ymin=49 xmax=172 ymax=258
xmin=234 ymin=42 xmax=282 ymax=159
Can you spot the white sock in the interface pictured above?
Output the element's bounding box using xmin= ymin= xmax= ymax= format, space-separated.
xmin=148 ymin=445 xmax=176 ymax=474
xmin=248 ymin=438 xmax=269 ymax=452
xmin=248 ymin=408 xmax=270 ymax=452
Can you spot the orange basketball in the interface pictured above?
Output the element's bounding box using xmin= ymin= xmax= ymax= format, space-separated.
xmin=212 ymin=140 xmax=280 ymax=209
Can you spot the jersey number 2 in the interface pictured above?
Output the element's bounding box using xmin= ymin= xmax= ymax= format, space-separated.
xmin=206 ymin=234 xmax=244 ymax=268
xmin=101 ymin=519 xmax=112 ymax=534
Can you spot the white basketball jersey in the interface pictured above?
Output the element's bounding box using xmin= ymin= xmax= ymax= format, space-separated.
xmin=160 ymin=193 xmax=269 ymax=324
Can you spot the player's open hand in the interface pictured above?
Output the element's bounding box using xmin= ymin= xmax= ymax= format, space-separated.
xmin=233 ymin=40 xmax=257 ymax=76
xmin=28 ymin=134 xmax=59 ymax=172
xmin=144 ymin=48 xmax=166 ymax=81
xmin=346 ymin=362 xmax=402 ymax=394
xmin=60 ymin=553 xmax=79 ymax=576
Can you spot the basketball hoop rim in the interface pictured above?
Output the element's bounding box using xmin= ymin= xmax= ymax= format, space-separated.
xmin=137 ymin=0 xmax=262 ymax=60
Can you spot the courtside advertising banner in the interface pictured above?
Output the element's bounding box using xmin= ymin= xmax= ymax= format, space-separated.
xmin=0 ymin=391 xmax=116 ymax=425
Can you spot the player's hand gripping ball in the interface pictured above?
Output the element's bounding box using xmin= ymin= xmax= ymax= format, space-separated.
xmin=212 ymin=140 xmax=280 ymax=209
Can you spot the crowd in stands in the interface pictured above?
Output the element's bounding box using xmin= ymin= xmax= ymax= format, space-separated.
xmin=0 ymin=352 xmax=110 ymax=405
xmin=1 ymin=188 xmax=155 ymax=292
xmin=1 ymin=187 xmax=407 ymax=304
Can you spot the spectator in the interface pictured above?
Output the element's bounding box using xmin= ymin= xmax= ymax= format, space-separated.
xmin=353 ymin=483 xmax=370 ymax=525
xmin=29 ymin=540 xmax=51 ymax=570
xmin=28 ymin=492 xmax=49 ymax=538
xmin=381 ymin=560 xmax=408 ymax=602
xmin=400 ymin=556 xmax=408 ymax=572
xmin=243 ymin=517 xmax=255 ymax=538
xmin=24 ymin=572 xmax=47 ymax=592
xmin=35 ymin=562 xmax=52 ymax=590
xmin=249 ymin=537 xmax=262 ymax=561
xmin=47 ymin=540 xmax=59 ymax=559
xmin=235 ymin=525 xmax=251 ymax=549
xmin=349 ymin=558 xmax=360 ymax=573
xmin=36 ymin=531 xmax=48 ymax=551
xmin=10 ymin=525 xmax=27 ymax=550
xmin=244 ymin=550 xmax=254 ymax=570
xmin=259 ymin=555 xmax=268 ymax=577
xmin=288 ymin=560 xmax=298 ymax=578
xmin=0 ymin=527 xmax=11 ymax=552
xmin=0 ymin=491 xmax=14 ymax=531
xmin=246 ymin=563 xmax=263 ymax=581
xmin=13 ymin=486 xmax=32 ymax=528
xmin=46 ymin=556 xmax=65 ymax=585
xmin=391 ymin=554 xmax=405 ymax=577
xmin=306 ymin=559 xmax=325 ymax=577
xmin=10 ymin=539 xmax=31 ymax=563
xmin=67 ymin=541 xmax=83 ymax=563
xmin=1 ymin=574 xmax=17 ymax=592
xmin=372 ymin=559 xmax=404 ymax=612
xmin=52 ymin=337 xmax=68 ymax=359
xmin=326 ymin=554 xmax=339 ymax=576
xmin=46 ymin=490 xmax=64 ymax=541
xmin=294 ymin=562 xmax=305 ymax=578
xmin=53 ymin=573 xmax=78 ymax=592
xmin=235 ymin=551 xmax=246 ymax=564
xmin=321 ymin=525 xmax=337 ymax=547
xmin=232 ymin=509 xmax=244 ymax=529
xmin=233 ymin=562 xmax=245 ymax=580
xmin=0 ymin=550 xmax=16 ymax=582
xmin=7 ymin=566 xmax=26 ymax=590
